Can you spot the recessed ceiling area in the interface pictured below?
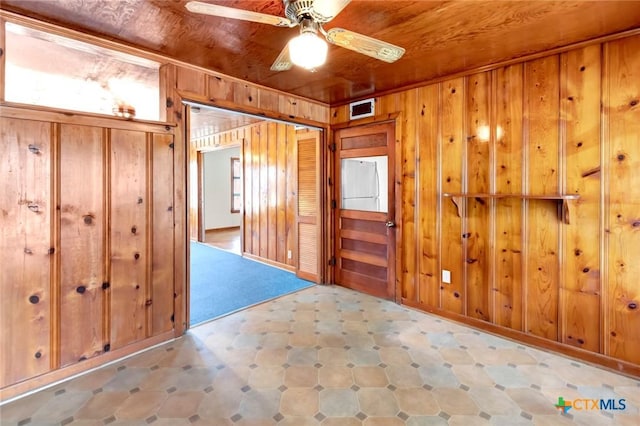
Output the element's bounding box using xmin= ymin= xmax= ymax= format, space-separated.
xmin=2 ymin=1 xmax=640 ymax=104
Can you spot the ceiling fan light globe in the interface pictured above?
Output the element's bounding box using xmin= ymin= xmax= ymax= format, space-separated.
xmin=289 ymin=33 xmax=327 ymax=69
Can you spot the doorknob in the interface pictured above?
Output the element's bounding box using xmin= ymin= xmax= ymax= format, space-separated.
xmin=385 ymin=221 xmax=396 ymax=228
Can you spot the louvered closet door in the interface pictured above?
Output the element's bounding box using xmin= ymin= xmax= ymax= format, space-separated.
xmin=296 ymin=130 xmax=321 ymax=282
xmin=334 ymin=122 xmax=396 ymax=300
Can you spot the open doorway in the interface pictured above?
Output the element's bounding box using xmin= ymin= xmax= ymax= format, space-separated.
xmin=201 ymin=146 xmax=242 ymax=254
xmin=186 ymin=102 xmax=323 ymax=326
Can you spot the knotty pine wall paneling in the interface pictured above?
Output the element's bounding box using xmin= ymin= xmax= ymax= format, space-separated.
xmin=416 ymin=85 xmax=440 ymax=308
xmin=151 ymin=133 xmax=176 ymax=336
xmin=59 ymin=124 xmax=106 ymax=367
xmin=110 ymin=129 xmax=148 ymax=349
xmin=604 ymin=35 xmax=640 ymax=365
xmin=439 ymin=78 xmax=465 ymax=315
xmin=523 ymin=56 xmax=561 ymax=341
xmin=493 ymin=64 xmax=524 ymax=331
xmin=0 ymin=118 xmax=54 ymax=387
xmin=0 ymin=106 xmax=176 ymax=396
xmin=330 ymin=32 xmax=640 ymax=374
xmin=465 ymin=72 xmax=492 ymax=322
xmin=560 ymin=44 xmax=602 ymax=353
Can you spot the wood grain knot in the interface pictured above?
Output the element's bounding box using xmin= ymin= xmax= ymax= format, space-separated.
xmin=579 ymin=66 xmax=586 ymax=72
xmin=567 ymin=96 xmax=574 ymax=101
xmin=582 ymin=267 xmax=590 ymax=273
xmin=145 ymin=299 xmax=153 ymax=306
xmin=577 ymin=338 xmax=585 ymax=344
xmin=610 ymin=331 xmax=617 ymax=337
xmin=24 ymin=248 xmax=33 ymax=255
xmin=453 ymin=292 xmax=460 ymax=298
xmin=632 ymin=221 xmax=640 ymax=228
xmin=28 ymin=144 xmax=40 ymax=154
xmin=83 ymin=215 xmax=93 ymax=225
xmin=166 ymin=98 xmax=174 ymax=108
xmin=574 ymin=249 xmax=582 ymax=256
xmin=462 ymin=233 xmax=471 ymax=239
xmin=29 ymin=295 xmax=39 ymax=304
xmin=628 ymin=302 xmax=638 ymax=310
xmin=76 ymin=286 xmax=86 ymax=294
xmin=137 ymin=197 xmax=143 ymax=204
xmin=631 ymin=99 xmax=638 ymax=107
xmin=104 ymin=344 xmax=111 ymax=352
xmin=102 ymin=282 xmax=110 ymax=290
xmin=134 ymin=253 xmax=140 ymax=260
xmin=131 ymin=226 xmax=137 ymax=234
xmin=27 ymin=204 xmax=39 ymax=213
xmin=577 ymin=142 xmax=583 ymax=147
xmin=617 ymin=154 xmax=625 ymax=161
xmin=34 ymin=351 xmax=42 ymax=359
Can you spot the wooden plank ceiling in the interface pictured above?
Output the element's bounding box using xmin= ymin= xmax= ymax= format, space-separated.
xmin=2 ymin=0 xmax=640 ymax=105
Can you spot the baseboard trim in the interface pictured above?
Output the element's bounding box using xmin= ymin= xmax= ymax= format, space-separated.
xmin=402 ymin=299 xmax=640 ymax=379
xmin=0 ymin=330 xmax=175 ymax=403
xmin=242 ymin=252 xmax=296 ymax=273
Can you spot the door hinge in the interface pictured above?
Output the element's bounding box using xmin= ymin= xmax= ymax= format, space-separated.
xmin=329 ymin=143 xmax=336 ymax=152
xmin=328 ymin=256 xmax=336 ymax=266
xmin=331 ymin=200 xmax=337 ymax=209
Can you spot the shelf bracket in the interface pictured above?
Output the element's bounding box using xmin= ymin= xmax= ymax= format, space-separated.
xmin=450 ymin=196 xmax=463 ymax=218
xmin=562 ymin=199 xmax=571 ymax=225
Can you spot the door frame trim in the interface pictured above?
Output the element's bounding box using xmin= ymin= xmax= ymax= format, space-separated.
xmin=330 ymin=113 xmax=404 ymax=303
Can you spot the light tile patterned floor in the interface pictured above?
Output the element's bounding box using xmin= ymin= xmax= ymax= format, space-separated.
xmin=1 ymin=285 xmax=639 ymax=425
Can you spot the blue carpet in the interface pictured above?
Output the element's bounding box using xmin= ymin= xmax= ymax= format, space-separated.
xmin=189 ymin=241 xmax=314 ymax=325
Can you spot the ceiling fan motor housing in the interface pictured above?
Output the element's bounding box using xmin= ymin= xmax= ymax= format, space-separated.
xmin=284 ymin=0 xmax=333 ymax=24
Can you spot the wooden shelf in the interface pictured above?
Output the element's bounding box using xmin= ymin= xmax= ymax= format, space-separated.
xmin=442 ymin=193 xmax=580 ymax=224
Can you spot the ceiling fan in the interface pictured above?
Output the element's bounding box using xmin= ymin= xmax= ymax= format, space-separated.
xmin=185 ymin=0 xmax=405 ymax=71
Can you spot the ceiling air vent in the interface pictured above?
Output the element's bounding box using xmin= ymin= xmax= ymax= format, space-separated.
xmin=349 ymin=98 xmax=375 ymax=120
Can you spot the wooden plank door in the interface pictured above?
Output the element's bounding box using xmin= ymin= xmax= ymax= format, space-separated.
xmin=334 ymin=122 xmax=396 ymax=300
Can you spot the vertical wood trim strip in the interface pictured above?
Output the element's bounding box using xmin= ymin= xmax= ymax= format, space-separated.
xmin=557 ymin=55 xmax=566 ymax=343
xmin=489 ymin=70 xmax=497 ymax=324
xmin=521 ymin=62 xmax=530 ymax=334
xmin=600 ymin=42 xmax=608 ymax=356
xmin=436 ymin=83 xmax=443 ymax=309
xmin=461 ymin=76 xmax=469 ymax=316
xmin=145 ymin=133 xmax=153 ymax=337
xmin=50 ymin=122 xmax=61 ymax=371
xmin=103 ymin=128 xmax=111 ymax=350
xmin=0 ymin=18 xmax=6 ymax=102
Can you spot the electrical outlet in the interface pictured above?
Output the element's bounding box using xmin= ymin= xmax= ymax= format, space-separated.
xmin=287 ymin=250 xmax=292 ymax=260
xmin=442 ymin=269 xmax=451 ymax=284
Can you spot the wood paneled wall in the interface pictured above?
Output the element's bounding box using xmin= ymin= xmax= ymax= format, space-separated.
xmin=243 ymin=122 xmax=297 ymax=268
xmin=330 ymin=34 xmax=640 ymax=374
xmin=0 ymin=105 xmax=176 ymax=392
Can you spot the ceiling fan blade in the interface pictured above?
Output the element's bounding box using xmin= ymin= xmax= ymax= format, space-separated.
xmin=270 ymin=43 xmax=293 ymax=72
xmin=325 ymin=28 xmax=405 ymax=63
xmin=185 ymin=1 xmax=294 ymax=27
xmin=311 ymin=0 xmax=351 ymax=22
